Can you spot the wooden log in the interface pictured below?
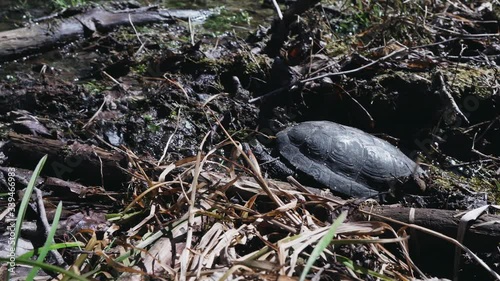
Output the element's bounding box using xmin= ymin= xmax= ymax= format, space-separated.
xmin=360 ymin=205 xmax=500 ymax=279
xmin=5 ymin=132 xmax=128 ymax=189
xmin=0 ymin=6 xmax=214 ymax=62
xmin=360 ymin=206 xmax=500 ymax=243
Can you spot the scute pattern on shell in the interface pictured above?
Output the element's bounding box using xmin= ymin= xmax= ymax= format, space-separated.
xmin=276 ymin=121 xmax=424 ymax=197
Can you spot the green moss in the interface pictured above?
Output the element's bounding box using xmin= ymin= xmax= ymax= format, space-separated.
xmin=429 ymin=165 xmax=497 ymax=202
xmin=169 ymin=110 xmax=178 ymax=119
xmin=161 ymin=0 xmax=208 ymax=9
xmin=238 ymin=53 xmax=269 ymax=77
xmin=441 ymin=67 xmax=496 ymax=99
xmin=132 ymin=63 xmax=148 ymax=75
xmin=83 ymin=80 xmax=106 ymax=95
xmin=202 ymin=7 xmax=252 ymax=35
xmin=147 ymin=123 xmax=160 ymax=133
xmin=143 ymin=114 xmax=161 ymax=133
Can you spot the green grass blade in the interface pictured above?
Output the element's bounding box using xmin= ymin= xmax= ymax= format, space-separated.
xmin=299 ymin=211 xmax=347 ymax=281
xmin=26 ymin=201 xmax=63 ymax=280
xmin=0 ymin=257 xmax=90 ymax=281
xmin=8 ymin=155 xmax=47 ymax=279
xmin=18 ymin=242 xmax=84 ymax=259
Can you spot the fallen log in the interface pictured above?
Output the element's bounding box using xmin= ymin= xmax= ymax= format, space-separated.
xmin=360 ymin=205 xmax=500 ymax=279
xmin=5 ymin=132 xmax=128 ymax=189
xmin=360 ymin=205 xmax=500 ymax=242
xmin=0 ymin=6 xmax=215 ymax=62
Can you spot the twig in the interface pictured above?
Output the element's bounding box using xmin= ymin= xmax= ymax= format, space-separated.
xmin=432 ymin=26 xmax=500 ymax=38
xmin=188 ymin=17 xmax=194 ymax=46
xmin=454 ymin=205 xmax=490 ymax=281
xmin=301 ymin=37 xmax=476 ymax=84
xmin=163 ymin=74 xmax=190 ymax=99
xmin=271 ymin=0 xmax=283 ymax=20
xmin=248 ymin=86 xmax=287 ymax=103
xmin=286 ymin=176 xmax=346 ymax=206
xmin=179 ymin=130 xmax=211 ymax=281
xmin=83 ymin=96 xmax=107 ymax=129
xmin=211 ymin=110 xmax=303 ymax=227
xmin=257 ymin=37 xmax=469 ymax=104
xmin=158 ymin=107 xmax=182 ymax=165
xmin=34 ymin=188 xmax=66 ymax=266
xmin=449 ymin=42 xmax=466 ymax=88
xmin=127 ymin=204 xmax=157 ymax=235
xmin=92 ymin=149 xmax=105 ymax=188
xmin=436 ymin=71 xmax=470 ymax=124
xmin=128 ymin=13 xmax=148 ymax=57
xmin=301 ymin=47 xmax=407 ymax=83
xmin=472 ymin=117 xmax=499 ymax=147
xmin=101 ymin=70 xmax=121 ymax=86
xmin=92 ymin=134 xmax=128 ymax=155
xmin=338 ymin=86 xmax=374 ymax=127
xmin=472 ymin=132 xmax=500 ymax=161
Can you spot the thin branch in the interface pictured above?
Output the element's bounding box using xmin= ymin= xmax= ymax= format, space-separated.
xmin=301 ymin=47 xmax=407 ymax=83
xmin=34 ymin=188 xmax=66 ymax=266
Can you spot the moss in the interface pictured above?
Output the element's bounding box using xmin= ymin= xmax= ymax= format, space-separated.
xmin=238 ymin=54 xmax=267 ymax=77
xmin=440 ymin=66 xmax=496 ymax=99
xmin=83 ymin=80 xmax=107 ymax=95
xmin=169 ymin=110 xmax=178 ymax=119
xmin=188 ymin=56 xmax=222 ymax=74
xmin=429 ymin=165 xmax=498 ymax=202
xmin=132 ymin=63 xmax=148 ymax=75
xmin=202 ymin=7 xmax=252 ymax=35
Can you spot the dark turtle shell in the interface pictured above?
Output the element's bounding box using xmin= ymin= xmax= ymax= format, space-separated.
xmin=276 ymin=121 xmax=425 ymax=197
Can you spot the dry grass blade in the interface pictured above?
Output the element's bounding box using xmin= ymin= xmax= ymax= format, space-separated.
xmin=214 ymin=118 xmax=303 ymax=228
xmin=179 ymin=131 xmax=210 ymax=281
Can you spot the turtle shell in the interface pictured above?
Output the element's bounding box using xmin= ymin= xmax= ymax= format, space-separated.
xmin=276 ymin=121 xmax=424 ymax=197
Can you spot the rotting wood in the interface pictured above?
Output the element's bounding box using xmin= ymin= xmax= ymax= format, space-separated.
xmin=0 ymin=6 xmax=214 ymax=62
xmin=6 ymin=132 xmax=128 ymax=189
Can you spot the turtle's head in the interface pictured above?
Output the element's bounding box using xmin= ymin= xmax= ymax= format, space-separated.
xmin=412 ymin=166 xmax=428 ymax=192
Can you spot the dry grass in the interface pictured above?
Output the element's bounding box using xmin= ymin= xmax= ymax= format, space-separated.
xmin=81 ymin=136 xmax=432 ymax=281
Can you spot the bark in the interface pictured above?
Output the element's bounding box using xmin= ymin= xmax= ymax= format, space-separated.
xmin=0 ymin=6 xmax=213 ymax=62
xmin=5 ymin=132 xmax=128 ymax=189
xmin=360 ymin=205 xmax=500 ymax=249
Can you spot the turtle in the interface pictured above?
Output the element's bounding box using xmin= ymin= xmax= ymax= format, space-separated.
xmin=256 ymin=121 xmax=426 ymax=198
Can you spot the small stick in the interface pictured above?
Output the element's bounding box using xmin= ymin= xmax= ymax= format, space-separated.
xmin=83 ymin=96 xmax=107 ymax=129
xmin=158 ymin=107 xmax=183 ymax=165
xmin=34 ymin=188 xmax=66 ymax=266
xmin=301 ymin=47 xmax=407 ymax=83
xmin=436 ymin=72 xmax=470 ymax=124
xmin=271 ymin=0 xmax=283 ymax=20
